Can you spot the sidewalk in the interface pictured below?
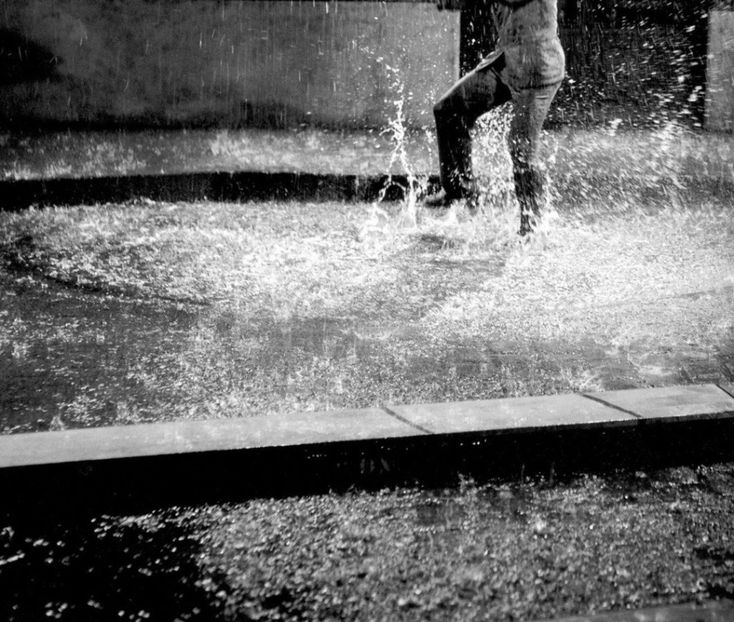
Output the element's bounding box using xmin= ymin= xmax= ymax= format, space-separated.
xmin=1 ymin=126 xmax=732 ymax=209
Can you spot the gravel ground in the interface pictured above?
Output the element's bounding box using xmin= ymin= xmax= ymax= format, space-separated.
xmin=2 ymin=463 xmax=733 ymax=621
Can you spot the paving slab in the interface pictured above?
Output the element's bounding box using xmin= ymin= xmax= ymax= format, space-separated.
xmin=585 ymin=384 xmax=734 ymax=423
xmin=388 ymin=393 xmax=637 ymax=436
xmin=0 ymin=408 xmax=425 ymax=469
xmin=536 ymin=599 xmax=734 ymax=622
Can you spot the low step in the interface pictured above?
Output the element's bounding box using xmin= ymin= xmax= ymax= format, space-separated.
xmin=1 ymin=384 xmax=732 ymax=516
xmin=2 ymin=384 xmax=732 ymax=470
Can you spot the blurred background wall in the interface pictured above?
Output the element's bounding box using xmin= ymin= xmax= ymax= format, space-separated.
xmin=0 ymin=0 xmax=459 ymax=129
xmin=0 ymin=0 xmax=730 ymax=130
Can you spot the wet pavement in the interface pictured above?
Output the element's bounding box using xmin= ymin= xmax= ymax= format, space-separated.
xmin=1 ymin=125 xmax=733 ymax=619
xmin=1 ymin=190 xmax=733 ymax=434
xmin=0 ymin=275 xmax=199 ymax=432
xmin=2 ymin=264 xmax=733 ymax=435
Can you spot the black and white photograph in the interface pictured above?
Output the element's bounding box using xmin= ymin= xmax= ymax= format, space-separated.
xmin=1 ymin=0 xmax=733 ymax=620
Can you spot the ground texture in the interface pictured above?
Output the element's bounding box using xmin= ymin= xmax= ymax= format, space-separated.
xmin=2 ymin=465 xmax=734 ymax=621
xmin=1 ymin=189 xmax=733 ymax=433
xmin=1 ymin=125 xmax=733 ymax=620
xmin=2 ymin=123 xmax=733 ymax=432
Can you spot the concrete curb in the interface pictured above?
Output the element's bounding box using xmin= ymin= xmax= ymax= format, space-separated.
xmin=1 ymin=384 xmax=733 ymax=517
xmin=0 ymin=171 xmax=422 ymax=210
xmin=3 ymin=384 xmax=732 ymax=469
xmin=1 ymin=171 xmax=731 ymax=211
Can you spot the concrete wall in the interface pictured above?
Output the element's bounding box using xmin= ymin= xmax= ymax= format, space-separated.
xmin=0 ymin=0 xmax=459 ymax=129
xmin=706 ymin=10 xmax=734 ymax=131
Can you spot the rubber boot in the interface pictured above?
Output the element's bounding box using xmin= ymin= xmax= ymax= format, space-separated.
xmin=514 ymin=168 xmax=544 ymax=236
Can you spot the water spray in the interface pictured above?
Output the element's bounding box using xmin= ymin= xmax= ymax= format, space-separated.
xmin=373 ymin=59 xmax=428 ymax=227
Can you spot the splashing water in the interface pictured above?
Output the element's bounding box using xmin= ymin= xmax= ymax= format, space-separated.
xmin=357 ymin=56 xmax=429 ymax=251
xmin=360 ymin=80 xmax=559 ymax=256
xmin=356 ymin=51 xmax=523 ymax=253
xmin=647 ymin=120 xmax=689 ymax=199
xmin=374 ymin=60 xmax=428 ymax=228
xmin=472 ymin=104 xmax=515 ymax=214
xmin=359 ymin=58 xmax=710 ymax=259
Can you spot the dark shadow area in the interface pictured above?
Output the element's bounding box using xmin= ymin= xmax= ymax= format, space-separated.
xmin=0 ymin=509 xmax=224 ymax=621
xmin=0 ymin=171 xmax=423 ymax=211
xmin=0 ymin=29 xmax=61 ymax=85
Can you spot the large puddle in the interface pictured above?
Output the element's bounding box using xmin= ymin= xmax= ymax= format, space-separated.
xmin=2 ymin=243 xmax=732 ymax=435
xmin=1 ymin=167 xmax=733 ymax=432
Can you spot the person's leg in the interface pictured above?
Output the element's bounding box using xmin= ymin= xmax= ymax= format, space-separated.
xmin=507 ymin=83 xmax=560 ymax=235
xmin=431 ymin=65 xmax=512 ymax=203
